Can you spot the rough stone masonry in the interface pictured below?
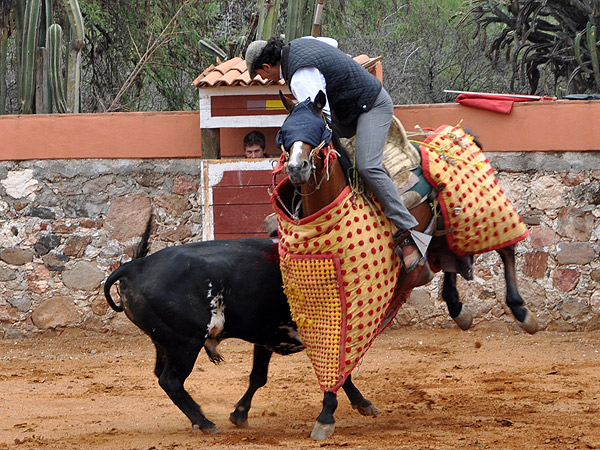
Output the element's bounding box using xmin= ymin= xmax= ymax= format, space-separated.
xmin=0 ymin=152 xmax=599 ymax=338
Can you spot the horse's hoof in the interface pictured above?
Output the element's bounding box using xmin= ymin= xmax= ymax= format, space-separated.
xmin=310 ymin=421 xmax=335 ymax=440
xmin=229 ymin=411 xmax=249 ymax=428
xmin=353 ymin=402 xmax=381 ymax=417
xmin=453 ymin=305 xmax=473 ymax=330
xmin=518 ymin=309 xmax=539 ymax=334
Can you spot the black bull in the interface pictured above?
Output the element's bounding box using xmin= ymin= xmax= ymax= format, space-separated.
xmin=104 ymin=236 xmax=379 ymax=433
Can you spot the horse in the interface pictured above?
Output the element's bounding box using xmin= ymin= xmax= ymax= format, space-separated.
xmin=270 ymin=90 xmax=538 ymax=440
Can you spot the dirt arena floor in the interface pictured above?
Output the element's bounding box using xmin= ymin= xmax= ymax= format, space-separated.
xmin=1 ymin=326 xmax=599 ymax=450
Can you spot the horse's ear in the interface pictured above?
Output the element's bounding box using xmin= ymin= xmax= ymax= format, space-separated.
xmin=279 ymin=90 xmax=294 ymax=112
xmin=314 ymin=91 xmax=327 ymax=111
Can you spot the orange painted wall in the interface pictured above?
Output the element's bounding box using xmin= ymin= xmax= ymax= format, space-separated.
xmin=394 ymin=100 xmax=600 ymax=152
xmin=0 ymin=111 xmax=202 ymax=160
xmin=0 ymin=100 xmax=599 ymax=161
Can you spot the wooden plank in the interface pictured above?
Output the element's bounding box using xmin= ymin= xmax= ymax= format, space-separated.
xmin=215 ymin=170 xmax=274 ymax=187
xmin=213 ymin=186 xmax=271 ymax=205
xmin=201 ymin=128 xmax=220 ymax=159
xmin=213 ymin=204 xmax=274 ymax=234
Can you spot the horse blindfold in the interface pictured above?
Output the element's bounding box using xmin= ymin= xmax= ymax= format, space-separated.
xmin=276 ymin=100 xmax=332 ymax=151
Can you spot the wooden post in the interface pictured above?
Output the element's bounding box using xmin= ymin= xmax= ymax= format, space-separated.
xmin=201 ymin=128 xmax=221 ymax=159
xmin=311 ymin=0 xmax=325 ymax=37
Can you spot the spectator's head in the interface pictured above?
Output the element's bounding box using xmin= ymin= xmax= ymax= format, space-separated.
xmin=243 ymin=131 xmax=267 ymax=158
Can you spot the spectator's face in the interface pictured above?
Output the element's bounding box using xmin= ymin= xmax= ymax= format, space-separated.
xmin=245 ymin=145 xmax=265 ymax=158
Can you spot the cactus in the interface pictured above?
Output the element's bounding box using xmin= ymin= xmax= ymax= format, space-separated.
xmin=1 ymin=27 xmax=8 ymax=114
xmin=198 ymin=38 xmax=228 ymax=61
xmin=285 ymin=0 xmax=315 ymax=41
xmin=256 ymin=0 xmax=280 ymax=40
xmin=18 ymin=0 xmax=41 ymax=113
xmin=586 ymin=22 xmax=600 ymax=91
xmin=45 ymin=0 xmax=84 ymax=113
xmin=47 ymin=23 xmax=67 ymax=112
xmin=63 ymin=0 xmax=83 ymax=113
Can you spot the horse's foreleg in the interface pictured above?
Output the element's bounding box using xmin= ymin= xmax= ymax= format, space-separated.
xmin=229 ymin=345 xmax=272 ymax=427
xmin=341 ymin=374 xmax=380 ymax=416
xmin=442 ymin=272 xmax=473 ymax=330
xmin=497 ymin=245 xmax=538 ymax=334
xmin=310 ymin=392 xmax=338 ymax=440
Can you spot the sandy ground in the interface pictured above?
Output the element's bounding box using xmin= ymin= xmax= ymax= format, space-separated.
xmin=1 ymin=326 xmax=599 ymax=450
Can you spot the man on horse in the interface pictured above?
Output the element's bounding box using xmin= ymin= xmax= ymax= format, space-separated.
xmin=245 ymin=36 xmax=423 ymax=272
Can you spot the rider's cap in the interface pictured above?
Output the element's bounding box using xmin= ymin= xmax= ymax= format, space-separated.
xmin=245 ymin=40 xmax=268 ymax=79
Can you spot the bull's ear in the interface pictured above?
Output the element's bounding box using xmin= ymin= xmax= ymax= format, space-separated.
xmin=279 ymin=90 xmax=295 ymax=112
xmin=314 ymin=91 xmax=327 ymax=111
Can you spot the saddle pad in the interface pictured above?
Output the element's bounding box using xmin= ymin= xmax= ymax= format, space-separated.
xmin=419 ymin=125 xmax=528 ymax=255
xmin=341 ymin=116 xmax=421 ymax=193
xmin=273 ymin=182 xmax=401 ymax=392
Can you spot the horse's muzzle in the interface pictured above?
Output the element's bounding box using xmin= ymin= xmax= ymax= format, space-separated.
xmin=287 ymin=160 xmax=312 ymax=185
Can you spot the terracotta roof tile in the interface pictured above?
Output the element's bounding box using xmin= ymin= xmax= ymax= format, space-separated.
xmin=192 ymin=55 xmax=381 ymax=88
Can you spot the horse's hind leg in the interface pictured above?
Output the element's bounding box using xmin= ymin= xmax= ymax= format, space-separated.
xmin=311 ymin=392 xmax=338 ymax=440
xmin=497 ymin=244 xmax=538 ymax=334
xmin=442 ymin=272 xmax=473 ymax=330
xmin=341 ymin=374 xmax=380 ymax=416
xmin=230 ymin=344 xmax=272 ymax=427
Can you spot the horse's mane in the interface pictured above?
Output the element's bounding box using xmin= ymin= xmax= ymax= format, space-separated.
xmin=331 ymin=132 xmax=357 ymax=187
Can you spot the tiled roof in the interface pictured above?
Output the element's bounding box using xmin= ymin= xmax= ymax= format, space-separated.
xmin=192 ymin=55 xmax=382 ymax=88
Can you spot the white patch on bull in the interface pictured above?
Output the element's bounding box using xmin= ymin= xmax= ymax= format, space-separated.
xmin=282 ymin=324 xmax=303 ymax=344
xmin=205 ymin=282 xmax=225 ymax=339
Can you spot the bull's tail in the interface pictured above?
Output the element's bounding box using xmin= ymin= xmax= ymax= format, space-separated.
xmin=104 ymin=214 xmax=153 ymax=312
xmin=104 ymin=267 xmax=126 ymax=312
xmin=133 ymin=213 xmax=152 ymax=259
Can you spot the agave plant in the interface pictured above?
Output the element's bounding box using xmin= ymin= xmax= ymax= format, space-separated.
xmin=461 ymin=0 xmax=600 ymax=95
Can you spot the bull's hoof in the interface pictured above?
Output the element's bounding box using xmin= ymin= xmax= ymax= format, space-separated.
xmin=518 ymin=309 xmax=539 ymax=335
xmin=229 ymin=410 xmax=249 ymax=428
xmin=453 ymin=305 xmax=473 ymax=330
xmin=352 ymin=402 xmax=380 ymax=417
xmin=310 ymin=421 xmax=335 ymax=440
xmin=193 ymin=422 xmax=221 ymax=434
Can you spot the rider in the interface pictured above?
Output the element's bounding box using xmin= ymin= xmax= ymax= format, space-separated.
xmin=245 ymin=36 xmax=422 ymax=271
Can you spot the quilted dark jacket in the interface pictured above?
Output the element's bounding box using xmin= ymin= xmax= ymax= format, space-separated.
xmin=281 ymin=38 xmax=382 ymax=134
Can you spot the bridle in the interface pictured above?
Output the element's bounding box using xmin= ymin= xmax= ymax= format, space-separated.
xmin=271 ymin=117 xmax=340 ymax=221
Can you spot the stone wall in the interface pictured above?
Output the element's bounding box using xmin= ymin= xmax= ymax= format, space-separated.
xmin=0 ymin=153 xmax=599 ymax=338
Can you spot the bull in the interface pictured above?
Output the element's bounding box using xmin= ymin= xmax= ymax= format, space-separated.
xmin=103 ymin=227 xmax=379 ymax=434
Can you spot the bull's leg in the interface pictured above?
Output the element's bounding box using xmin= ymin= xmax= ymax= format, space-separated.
xmin=229 ymin=344 xmax=273 ymax=427
xmin=310 ymin=392 xmax=337 ymax=440
xmin=441 ymin=272 xmax=473 ymax=330
xmin=153 ymin=341 xmax=167 ymax=378
xmin=341 ymin=374 xmax=380 ymax=416
xmin=497 ymin=245 xmax=538 ymax=334
xmin=158 ymin=343 xmax=219 ymax=433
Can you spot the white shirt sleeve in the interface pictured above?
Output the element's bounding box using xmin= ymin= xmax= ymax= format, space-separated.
xmin=289 ymin=67 xmax=332 ymax=121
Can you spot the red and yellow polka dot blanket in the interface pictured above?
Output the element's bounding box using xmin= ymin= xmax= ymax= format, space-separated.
xmin=272 ymin=180 xmax=402 ymax=392
xmin=419 ymin=125 xmax=528 ymax=255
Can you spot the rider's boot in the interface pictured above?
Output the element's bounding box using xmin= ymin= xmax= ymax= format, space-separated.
xmin=393 ymin=230 xmax=423 ymax=272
